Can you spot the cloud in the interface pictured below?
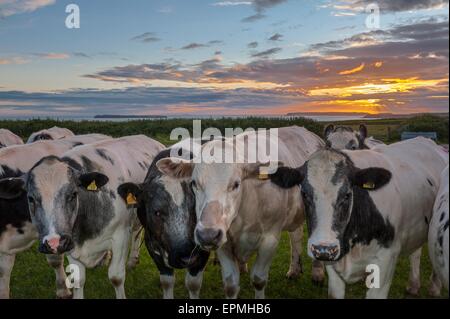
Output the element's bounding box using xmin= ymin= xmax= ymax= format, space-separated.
xmin=339 ymin=63 xmax=365 ymax=75
xmin=208 ymin=40 xmax=224 ymax=45
xmin=212 ymin=1 xmax=252 ymax=6
xmin=248 ymin=41 xmax=259 ymax=48
xmin=181 ymin=43 xmax=208 ymax=50
xmin=0 ymin=56 xmax=29 ymax=65
xmin=131 ymin=32 xmax=161 ymax=43
xmin=251 ymin=47 xmax=282 ymax=58
xmin=73 ymin=52 xmax=91 ymax=58
xmin=268 ymin=33 xmax=283 ymax=41
xmin=0 ymin=0 xmax=55 ymax=17
xmin=331 ymin=0 xmax=448 ymax=14
xmin=33 ymin=52 xmax=70 ymax=59
xmin=242 ymin=0 xmax=287 ymax=22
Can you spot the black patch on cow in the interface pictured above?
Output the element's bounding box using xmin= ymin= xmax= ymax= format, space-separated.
xmin=80 ymin=156 xmax=98 ymax=172
xmin=425 ymin=216 xmax=429 ymax=225
xmin=95 ymin=149 xmax=114 ymax=165
xmin=72 ymin=142 xmax=83 ymax=148
xmin=427 ymin=178 xmax=434 ymax=187
xmin=0 ymin=142 xmax=6 ymax=148
xmin=32 ymin=133 xmax=53 ymax=142
xmin=61 ymin=156 xmax=83 ymax=171
xmin=0 ymin=165 xmax=24 ymax=179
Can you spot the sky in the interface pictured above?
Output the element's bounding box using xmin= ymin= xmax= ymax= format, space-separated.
xmin=0 ymin=0 xmax=448 ymax=117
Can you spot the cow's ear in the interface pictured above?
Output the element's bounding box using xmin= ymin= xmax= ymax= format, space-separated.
xmin=156 ymin=157 xmax=194 ymax=179
xmin=0 ymin=177 xmax=26 ymax=200
xmin=242 ymin=161 xmax=284 ymax=180
xmin=79 ymin=172 xmax=109 ymax=191
xmin=117 ymin=183 xmax=142 ymax=206
xmin=324 ymin=124 xmax=335 ymax=138
xmin=353 ymin=167 xmax=391 ymax=191
xmin=269 ymin=165 xmax=305 ymax=189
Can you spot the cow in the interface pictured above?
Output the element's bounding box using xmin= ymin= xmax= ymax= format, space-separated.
xmin=269 ymin=137 xmax=448 ymax=298
xmin=0 ymin=129 xmax=23 ymax=148
xmin=27 ymin=126 xmax=75 ymax=143
xmin=155 ymin=126 xmax=326 ymax=298
xmin=324 ymin=124 xmax=384 ymax=150
xmin=0 ymin=135 xmax=164 ymax=299
xmin=429 ymin=165 xmax=449 ymax=293
xmin=118 ymin=138 xmax=210 ymax=299
xmin=0 ymin=134 xmax=110 ymax=299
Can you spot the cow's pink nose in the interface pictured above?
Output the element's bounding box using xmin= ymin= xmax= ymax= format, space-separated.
xmin=47 ymin=237 xmax=60 ymax=251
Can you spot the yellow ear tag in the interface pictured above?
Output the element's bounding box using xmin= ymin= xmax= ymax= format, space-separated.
xmin=363 ymin=182 xmax=375 ymax=189
xmin=258 ymin=172 xmax=269 ymax=180
xmin=87 ymin=180 xmax=98 ymax=191
xmin=126 ymin=192 xmax=137 ymax=205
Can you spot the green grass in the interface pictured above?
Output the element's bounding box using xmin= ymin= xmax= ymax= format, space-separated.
xmin=1 ymin=116 xmax=448 ymax=299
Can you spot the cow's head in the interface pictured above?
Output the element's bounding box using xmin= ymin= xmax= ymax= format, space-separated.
xmin=0 ymin=156 xmax=109 ymax=254
xmin=269 ymin=148 xmax=391 ymax=262
xmin=118 ymin=150 xmax=209 ymax=269
xmin=324 ymin=124 xmax=368 ymax=150
xmin=156 ymin=142 xmax=278 ymax=251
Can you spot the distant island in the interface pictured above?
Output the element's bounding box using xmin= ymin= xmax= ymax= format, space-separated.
xmin=286 ymin=112 xmax=449 ymax=119
xmin=94 ymin=114 xmax=167 ymax=119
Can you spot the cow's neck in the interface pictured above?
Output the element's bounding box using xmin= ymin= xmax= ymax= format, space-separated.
xmin=340 ymin=186 xmax=395 ymax=258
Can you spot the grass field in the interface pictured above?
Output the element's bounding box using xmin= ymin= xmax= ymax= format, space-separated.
xmin=1 ymin=115 xmax=449 ymax=299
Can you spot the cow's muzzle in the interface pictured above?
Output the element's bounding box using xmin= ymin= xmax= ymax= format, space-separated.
xmin=39 ymin=235 xmax=74 ymax=254
xmin=310 ymin=244 xmax=339 ymax=261
xmin=195 ymin=227 xmax=223 ymax=251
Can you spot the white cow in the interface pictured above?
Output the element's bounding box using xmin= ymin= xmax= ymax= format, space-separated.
xmin=27 ymin=126 xmax=75 ymax=143
xmin=0 ymin=134 xmax=110 ymax=299
xmin=156 ymin=126 xmax=326 ymax=298
xmin=269 ymin=137 xmax=448 ymax=298
xmin=429 ymin=165 xmax=449 ymax=293
xmin=0 ymin=129 xmax=23 ymax=148
xmin=0 ymin=135 xmax=164 ymax=299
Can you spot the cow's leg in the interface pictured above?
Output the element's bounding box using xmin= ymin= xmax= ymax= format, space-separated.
xmin=326 ymin=265 xmax=346 ymax=299
xmin=312 ymin=260 xmax=325 ymax=285
xmin=428 ymin=270 xmax=442 ymax=297
xmin=160 ymin=273 xmax=175 ymax=299
xmin=185 ymin=270 xmax=204 ymax=299
xmin=45 ymin=254 xmax=72 ymax=299
xmin=67 ymin=256 xmax=86 ymax=299
xmin=251 ymin=235 xmax=279 ymax=299
xmin=127 ymin=217 xmax=142 ymax=270
xmin=217 ymin=246 xmax=240 ymax=299
xmin=108 ymin=232 xmax=130 ymax=299
xmin=0 ymin=253 xmax=15 ymax=299
xmin=365 ymin=251 xmax=398 ymax=299
xmin=406 ymin=248 xmax=421 ymax=296
xmin=286 ymin=226 xmax=303 ymax=279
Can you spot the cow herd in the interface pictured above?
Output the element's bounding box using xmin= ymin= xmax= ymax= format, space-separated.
xmin=0 ymin=124 xmax=448 ymax=299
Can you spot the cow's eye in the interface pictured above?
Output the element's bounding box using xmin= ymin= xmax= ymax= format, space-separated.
xmin=191 ymin=180 xmax=197 ymax=189
xmin=231 ymin=181 xmax=240 ymax=191
xmin=68 ymin=191 xmax=78 ymax=202
xmin=28 ymin=196 xmax=36 ymax=215
xmin=154 ymin=210 xmax=161 ymax=217
xmin=344 ymin=192 xmax=351 ymax=201
xmin=27 ymin=196 xmax=35 ymax=204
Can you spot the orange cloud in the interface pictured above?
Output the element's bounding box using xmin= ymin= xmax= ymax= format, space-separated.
xmin=374 ymin=61 xmax=383 ymax=68
xmin=339 ymin=63 xmax=365 ymax=75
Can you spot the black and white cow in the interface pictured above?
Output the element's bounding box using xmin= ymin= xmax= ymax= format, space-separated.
xmin=118 ymin=138 xmax=210 ymax=299
xmin=324 ymin=124 xmax=384 ymax=150
xmin=156 ymin=126 xmax=326 ymax=298
xmin=27 ymin=126 xmax=75 ymax=143
xmin=429 ymin=165 xmax=449 ymax=293
xmin=0 ymin=135 xmax=164 ymax=299
xmin=0 ymin=129 xmax=23 ymax=148
xmin=0 ymin=134 xmax=110 ymax=299
xmin=269 ymin=137 xmax=448 ymax=298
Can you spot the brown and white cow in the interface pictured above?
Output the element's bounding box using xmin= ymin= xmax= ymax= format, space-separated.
xmin=0 ymin=129 xmax=23 ymax=148
xmin=156 ymin=126 xmax=326 ymax=298
xmin=27 ymin=126 xmax=75 ymax=143
xmin=429 ymin=165 xmax=449 ymax=293
xmin=0 ymin=134 xmax=110 ymax=299
xmin=324 ymin=124 xmax=384 ymax=150
xmin=269 ymin=137 xmax=448 ymax=298
xmin=0 ymin=135 xmax=164 ymax=298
